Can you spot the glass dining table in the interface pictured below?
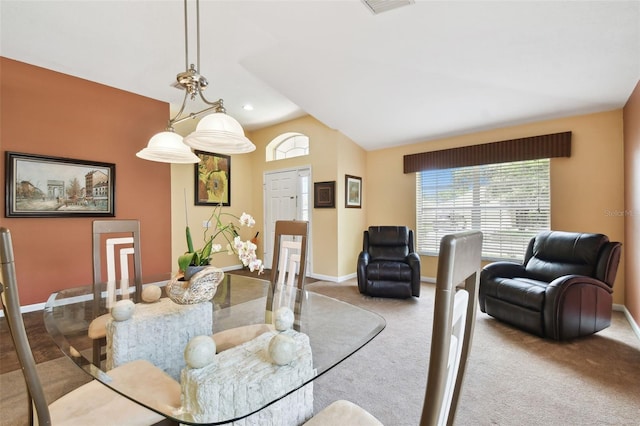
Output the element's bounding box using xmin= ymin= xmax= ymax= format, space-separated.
xmin=44 ymin=272 xmax=385 ymax=425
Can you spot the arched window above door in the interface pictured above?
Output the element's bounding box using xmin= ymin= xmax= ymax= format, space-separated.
xmin=266 ymin=132 xmax=309 ymax=161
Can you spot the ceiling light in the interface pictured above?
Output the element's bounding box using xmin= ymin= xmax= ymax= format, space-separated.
xmin=136 ymin=131 xmax=201 ymax=163
xmin=137 ymin=0 xmax=255 ymax=164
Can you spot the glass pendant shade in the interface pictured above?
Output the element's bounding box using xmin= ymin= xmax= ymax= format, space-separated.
xmin=136 ymin=131 xmax=200 ymax=163
xmin=184 ymin=113 xmax=256 ymax=154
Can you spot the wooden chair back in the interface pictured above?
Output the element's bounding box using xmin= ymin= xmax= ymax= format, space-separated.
xmin=421 ymin=230 xmax=483 ymax=426
xmin=266 ymin=220 xmax=309 ymax=329
xmin=91 ymin=220 xmax=142 ymax=366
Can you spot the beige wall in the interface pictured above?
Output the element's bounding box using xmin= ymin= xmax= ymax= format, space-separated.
xmin=623 ymin=80 xmax=640 ymax=325
xmin=249 ymin=115 xmax=367 ymax=279
xmin=170 ymin=115 xmax=366 ymax=279
xmin=336 ymin=134 xmax=367 ymax=278
xmin=367 ymin=110 xmax=626 ymax=305
xmin=168 ymin=107 xmax=629 ymax=309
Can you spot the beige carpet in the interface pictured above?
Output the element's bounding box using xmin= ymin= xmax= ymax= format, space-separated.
xmin=307 ymin=280 xmax=640 ymax=425
xmin=2 ymin=280 xmax=639 ymax=425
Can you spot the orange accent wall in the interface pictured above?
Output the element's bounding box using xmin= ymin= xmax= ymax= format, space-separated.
xmin=623 ymin=80 xmax=640 ymax=326
xmin=0 ymin=58 xmax=172 ymax=306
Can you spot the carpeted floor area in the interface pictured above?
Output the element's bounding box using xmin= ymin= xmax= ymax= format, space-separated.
xmin=1 ymin=279 xmax=639 ymax=425
xmin=306 ymin=280 xmax=640 ymax=426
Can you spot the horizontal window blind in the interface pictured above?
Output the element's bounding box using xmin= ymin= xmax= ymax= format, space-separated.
xmin=416 ymin=159 xmax=550 ymax=260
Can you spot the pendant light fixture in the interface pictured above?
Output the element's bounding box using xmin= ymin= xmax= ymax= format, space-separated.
xmin=137 ymin=0 xmax=255 ymax=164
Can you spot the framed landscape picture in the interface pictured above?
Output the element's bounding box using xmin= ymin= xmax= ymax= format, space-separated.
xmin=194 ymin=151 xmax=231 ymax=206
xmin=345 ymin=174 xmax=362 ymax=208
xmin=5 ymin=151 xmax=115 ymax=218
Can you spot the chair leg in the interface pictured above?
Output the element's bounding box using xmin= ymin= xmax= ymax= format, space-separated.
xmin=92 ymin=337 xmax=106 ymax=367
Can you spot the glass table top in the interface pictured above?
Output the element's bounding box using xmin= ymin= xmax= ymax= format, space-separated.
xmin=44 ymin=273 xmax=385 ymax=424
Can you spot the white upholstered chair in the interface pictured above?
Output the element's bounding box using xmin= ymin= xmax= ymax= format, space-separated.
xmin=305 ymin=231 xmax=483 ymax=426
xmin=0 ymin=227 xmax=180 ymax=426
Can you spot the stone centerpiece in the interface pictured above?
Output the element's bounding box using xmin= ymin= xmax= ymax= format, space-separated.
xmin=180 ymin=329 xmax=315 ymax=425
xmin=106 ymin=298 xmax=213 ymax=380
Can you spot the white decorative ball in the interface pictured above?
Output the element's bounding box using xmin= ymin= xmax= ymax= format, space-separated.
xmin=268 ymin=334 xmax=296 ymax=366
xmin=274 ymin=307 xmax=294 ymax=331
xmin=111 ymin=300 xmax=135 ymax=321
xmin=141 ymin=285 xmax=162 ymax=303
xmin=184 ymin=335 xmax=217 ymax=369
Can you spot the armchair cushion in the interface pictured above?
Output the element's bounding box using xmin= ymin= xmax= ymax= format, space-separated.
xmin=479 ymin=230 xmax=622 ymax=340
xmin=523 ymin=231 xmax=608 ymax=282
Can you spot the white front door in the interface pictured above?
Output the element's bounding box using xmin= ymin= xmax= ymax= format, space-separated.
xmin=263 ymin=168 xmax=311 ymax=272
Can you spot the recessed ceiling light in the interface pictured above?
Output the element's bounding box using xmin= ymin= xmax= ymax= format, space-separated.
xmin=362 ymin=0 xmax=414 ymax=14
xmin=242 ymin=104 xmax=254 ymax=111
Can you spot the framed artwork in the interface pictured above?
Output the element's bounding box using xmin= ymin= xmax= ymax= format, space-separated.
xmin=345 ymin=174 xmax=362 ymax=208
xmin=314 ymin=181 xmax=335 ymax=208
xmin=5 ymin=151 xmax=115 ymax=218
xmin=195 ymin=151 xmax=231 ymax=206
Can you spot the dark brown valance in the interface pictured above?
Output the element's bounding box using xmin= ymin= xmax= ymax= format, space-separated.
xmin=403 ymin=131 xmax=571 ymax=173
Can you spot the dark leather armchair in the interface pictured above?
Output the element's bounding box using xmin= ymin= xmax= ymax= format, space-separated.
xmin=479 ymin=230 xmax=621 ymax=340
xmin=357 ymin=226 xmax=421 ymax=298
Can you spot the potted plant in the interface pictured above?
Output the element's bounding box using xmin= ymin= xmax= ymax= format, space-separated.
xmin=178 ymin=204 xmax=264 ymax=280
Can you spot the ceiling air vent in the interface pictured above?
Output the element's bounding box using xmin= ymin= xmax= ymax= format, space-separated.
xmin=362 ymin=0 xmax=414 ymax=14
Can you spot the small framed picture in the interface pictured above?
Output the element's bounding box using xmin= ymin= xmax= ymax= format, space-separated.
xmin=345 ymin=175 xmax=362 ymax=208
xmin=194 ymin=151 xmax=231 ymax=206
xmin=5 ymin=151 xmax=115 ymax=218
xmin=314 ymin=181 xmax=335 ymax=208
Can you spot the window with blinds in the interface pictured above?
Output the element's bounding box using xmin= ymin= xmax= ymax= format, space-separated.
xmin=415 ymin=159 xmax=550 ymax=260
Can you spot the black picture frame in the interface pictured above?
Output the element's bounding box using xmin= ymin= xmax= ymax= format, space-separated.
xmin=345 ymin=174 xmax=362 ymax=208
xmin=194 ymin=150 xmax=231 ymax=206
xmin=314 ymin=181 xmax=335 ymax=208
xmin=5 ymin=151 xmax=116 ymax=218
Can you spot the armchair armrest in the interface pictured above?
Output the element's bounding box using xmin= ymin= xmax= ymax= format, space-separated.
xmin=481 ymin=261 xmax=527 ymax=280
xmin=407 ymin=252 xmax=421 ymax=297
xmin=357 ymin=251 xmax=371 ymax=294
xmin=544 ymin=274 xmax=614 ymax=340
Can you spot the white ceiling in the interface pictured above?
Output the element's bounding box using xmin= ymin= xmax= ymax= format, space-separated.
xmin=2 ymin=0 xmax=639 ymax=151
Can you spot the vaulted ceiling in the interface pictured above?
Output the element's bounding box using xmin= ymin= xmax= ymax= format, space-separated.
xmin=2 ymin=1 xmax=639 ymax=151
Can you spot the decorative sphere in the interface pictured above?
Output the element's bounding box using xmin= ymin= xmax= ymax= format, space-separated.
xmin=184 ymin=336 xmax=217 ymax=369
xmin=273 ymin=307 xmax=295 ymax=331
xmin=111 ymin=300 xmax=135 ymax=321
xmin=141 ymin=285 xmax=162 ymax=303
xmin=268 ymin=334 xmax=296 ymax=366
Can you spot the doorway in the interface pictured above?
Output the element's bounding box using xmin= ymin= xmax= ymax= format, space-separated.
xmin=263 ymin=167 xmax=311 ymax=274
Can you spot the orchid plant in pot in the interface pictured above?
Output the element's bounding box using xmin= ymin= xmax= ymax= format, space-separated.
xmin=178 ymin=204 xmax=264 ymax=280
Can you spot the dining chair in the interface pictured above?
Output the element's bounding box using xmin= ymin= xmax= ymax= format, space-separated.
xmin=266 ymin=220 xmax=309 ymax=327
xmin=89 ymin=219 xmax=143 ymax=367
xmin=212 ymin=220 xmax=309 ymax=352
xmin=0 ymin=227 xmax=180 ymax=426
xmin=304 ymin=230 xmax=483 ymax=426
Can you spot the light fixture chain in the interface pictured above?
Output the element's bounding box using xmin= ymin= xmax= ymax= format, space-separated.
xmin=183 ymin=0 xmax=189 ymax=72
xmin=196 ymin=0 xmax=201 ymax=74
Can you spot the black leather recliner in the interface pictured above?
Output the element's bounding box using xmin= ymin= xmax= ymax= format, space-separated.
xmin=479 ymin=230 xmax=621 ymax=340
xmin=357 ymin=226 xmax=421 ymax=298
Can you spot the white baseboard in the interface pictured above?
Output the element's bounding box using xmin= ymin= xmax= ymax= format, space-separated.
xmin=0 ymin=302 xmax=45 ymax=317
xmin=613 ymin=303 xmax=640 ymax=341
xmin=307 ymin=272 xmax=340 ymax=282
